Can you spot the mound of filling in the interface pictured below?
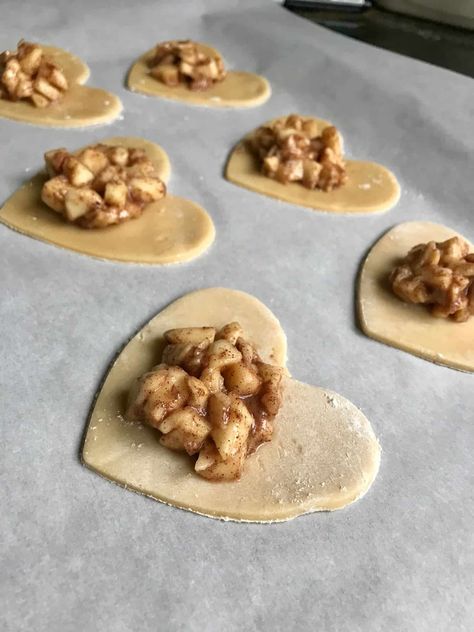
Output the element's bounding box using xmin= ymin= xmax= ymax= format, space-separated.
xmin=127 ymin=323 xmax=284 ymax=481
xmin=148 ymin=40 xmax=226 ymax=91
xmin=249 ymin=114 xmax=347 ymax=192
xmin=390 ymin=236 xmax=474 ymax=322
xmin=0 ymin=41 xmax=68 ymax=108
xmin=41 ymin=144 xmax=166 ymax=228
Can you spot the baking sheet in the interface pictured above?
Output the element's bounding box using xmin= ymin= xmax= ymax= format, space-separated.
xmin=1 ymin=1 xmax=473 ymax=630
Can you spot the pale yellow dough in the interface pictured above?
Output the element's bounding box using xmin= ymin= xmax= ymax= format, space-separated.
xmin=82 ymin=288 xmax=381 ymax=522
xmin=226 ymin=116 xmax=400 ymax=214
xmin=0 ymin=136 xmax=215 ymax=264
xmin=0 ymin=46 xmax=122 ymax=127
xmin=358 ymin=221 xmax=474 ymax=372
xmin=128 ymin=44 xmax=270 ymax=108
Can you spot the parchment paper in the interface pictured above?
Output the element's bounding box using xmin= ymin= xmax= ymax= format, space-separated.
xmin=1 ymin=1 xmax=473 ymax=631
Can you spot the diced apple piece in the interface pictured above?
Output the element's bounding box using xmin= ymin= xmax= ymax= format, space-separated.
xmin=37 ymin=61 xmax=68 ymax=91
xmin=126 ymin=162 xmax=157 ymax=178
xmin=108 ymin=146 xmax=129 ymax=167
xmin=151 ymin=64 xmax=180 ymax=87
xmin=263 ymin=155 xmax=279 ymax=175
xmin=194 ymin=440 xmax=218 ymax=472
xmin=153 ymin=43 xmax=175 ymax=64
xmin=159 ymin=406 xmax=211 ymax=455
xmin=207 ymin=59 xmax=219 ymax=79
xmin=257 ymin=363 xmax=284 ymax=417
xmin=211 ymin=397 xmax=253 ymax=460
xmin=321 ymin=125 xmax=344 ymax=158
xmin=2 ymin=58 xmax=21 ymax=92
xmin=164 ymin=327 xmax=216 ymax=346
xmin=44 ymin=148 xmax=69 ymax=177
xmin=18 ymin=44 xmax=42 ymax=75
xmin=41 ymin=175 xmax=71 ymax=213
xmin=302 ymin=119 xmax=320 ymax=138
xmin=285 ymin=114 xmax=304 ymax=130
xmin=195 ymin=59 xmax=218 ymax=79
xmin=216 ymin=322 xmax=243 ymax=345
xmin=126 ymin=366 xmax=189 ymax=429
xmin=179 ymin=60 xmax=194 ymax=77
xmin=195 ymin=440 xmax=246 ymax=481
xmin=64 ymin=188 xmax=102 ymax=221
xmin=187 ymin=376 xmax=209 ymax=411
xmin=302 ymin=159 xmax=322 ymax=190
xmin=199 ymin=367 xmax=224 ymax=395
xmin=236 ymin=338 xmax=257 ymax=366
xmin=223 ymin=362 xmax=261 ymax=397
xmin=34 ymin=77 xmax=61 ymax=101
xmin=31 ymin=92 xmax=49 ymax=108
xmin=206 ymin=339 xmax=242 ymax=370
xmin=180 ymin=48 xmax=199 ymax=65
xmin=257 ymin=363 xmax=284 ymax=383
xmin=63 ymin=157 xmax=94 ymax=187
xmin=159 ymin=429 xmax=186 ymax=452
xmin=158 ymin=53 xmax=177 ymax=66
xmin=128 ymin=148 xmax=147 ymax=163
xmin=92 ymin=165 xmax=120 ymax=194
xmin=129 ymin=177 xmax=165 ymax=204
xmin=104 ymin=180 xmax=128 ymax=208
xmin=48 ymin=67 xmax=68 ymax=91
xmin=276 ymin=159 xmax=303 ymax=184
xmin=207 ymin=391 xmax=231 ymax=428
xmin=16 ymin=76 xmax=33 ymax=99
xmin=76 ymin=148 xmax=109 ymax=175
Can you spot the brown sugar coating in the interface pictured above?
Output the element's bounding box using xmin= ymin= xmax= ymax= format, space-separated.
xmin=149 ymin=40 xmax=226 ymax=91
xmin=41 ymin=144 xmax=166 ymax=229
xmin=249 ymin=114 xmax=347 ymax=192
xmin=390 ymin=236 xmax=474 ymax=322
xmin=0 ymin=41 xmax=69 ymax=108
xmin=127 ymin=323 xmax=284 ymax=481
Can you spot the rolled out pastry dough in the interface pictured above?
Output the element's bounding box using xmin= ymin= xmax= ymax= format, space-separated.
xmin=128 ymin=43 xmax=270 ymax=109
xmin=82 ymin=288 xmax=380 ymax=522
xmin=226 ymin=116 xmax=400 ymax=214
xmin=0 ymin=136 xmax=215 ymax=264
xmin=0 ymin=45 xmax=122 ymax=127
xmin=358 ymin=221 xmax=474 ymax=372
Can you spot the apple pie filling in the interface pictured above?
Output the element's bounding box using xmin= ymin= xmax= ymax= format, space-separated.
xmin=127 ymin=323 xmax=284 ymax=481
xmin=390 ymin=236 xmax=474 ymax=322
xmin=0 ymin=41 xmax=69 ymax=108
xmin=249 ymin=114 xmax=347 ymax=192
xmin=148 ymin=40 xmax=226 ymax=91
xmin=41 ymin=144 xmax=166 ymax=228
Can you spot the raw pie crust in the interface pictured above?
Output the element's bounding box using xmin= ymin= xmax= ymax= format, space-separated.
xmin=0 ymin=136 xmax=215 ymax=264
xmin=358 ymin=221 xmax=474 ymax=372
xmin=82 ymin=288 xmax=381 ymax=522
xmin=0 ymin=46 xmax=122 ymax=127
xmin=226 ymin=116 xmax=400 ymax=213
xmin=128 ymin=43 xmax=270 ymax=109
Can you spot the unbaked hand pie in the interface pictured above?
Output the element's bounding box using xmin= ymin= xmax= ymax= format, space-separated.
xmin=0 ymin=137 xmax=215 ymax=264
xmin=358 ymin=221 xmax=474 ymax=372
xmin=82 ymin=288 xmax=381 ymax=522
xmin=226 ymin=114 xmax=400 ymax=213
xmin=128 ymin=39 xmax=270 ymax=108
xmin=0 ymin=40 xmax=121 ymax=127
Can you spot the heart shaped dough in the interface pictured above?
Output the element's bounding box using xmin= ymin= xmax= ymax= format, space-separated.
xmin=128 ymin=43 xmax=270 ymax=108
xmin=0 ymin=136 xmax=215 ymax=264
xmin=82 ymin=288 xmax=380 ymax=522
xmin=358 ymin=221 xmax=474 ymax=372
xmin=226 ymin=116 xmax=400 ymax=213
xmin=0 ymin=45 xmax=122 ymax=127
